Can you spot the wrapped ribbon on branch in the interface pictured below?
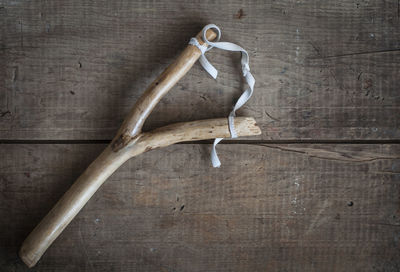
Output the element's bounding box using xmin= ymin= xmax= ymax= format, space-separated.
xmin=189 ymin=24 xmax=256 ymax=167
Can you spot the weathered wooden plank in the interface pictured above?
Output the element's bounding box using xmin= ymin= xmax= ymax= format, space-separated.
xmin=1 ymin=0 xmax=399 ymax=140
xmin=1 ymin=143 xmax=399 ymax=271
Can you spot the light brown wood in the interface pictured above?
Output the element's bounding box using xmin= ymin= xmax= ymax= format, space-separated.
xmin=18 ymin=26 xmax=260 ymax=268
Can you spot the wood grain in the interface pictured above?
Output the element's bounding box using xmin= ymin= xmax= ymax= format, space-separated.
xmin=1 ymin=0 xmax=399 ymax=140
xmin=1 ymin=0 xmax=399 ymax=271
xmin=1 ymin=143 xmax=399 ymax=271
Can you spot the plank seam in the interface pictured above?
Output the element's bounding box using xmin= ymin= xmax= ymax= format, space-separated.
xmin=1 ymin=139 xmax=400 ymax=144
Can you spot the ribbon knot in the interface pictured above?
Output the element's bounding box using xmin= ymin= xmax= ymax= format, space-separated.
xmin=189 ymin=38 xmax=207 ymax=54
xmin=189 ymin=24 xmax=255 ymax=168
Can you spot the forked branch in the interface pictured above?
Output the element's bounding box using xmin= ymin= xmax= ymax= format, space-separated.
xmin=19 ymin=26 xmax=261 ymax=268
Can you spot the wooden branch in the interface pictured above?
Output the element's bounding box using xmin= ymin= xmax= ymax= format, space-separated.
xmin=19 ymin=26 xmax=261 ymax=268
xmin=19 ymin=118 xmax=260 ymax=267
xmin=137 ymin=117 xmax=260 ymax=152
xmin=112 ymin=28 xmax=217 ymax=151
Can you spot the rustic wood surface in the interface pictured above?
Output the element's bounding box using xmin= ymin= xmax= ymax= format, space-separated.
xmin=1 ymin=144 xmax=399 ymax=271
xmin=1 ymin=0 xmax=400 ymax=271
xmin=1 ymin=0 xmax=399 ymax=140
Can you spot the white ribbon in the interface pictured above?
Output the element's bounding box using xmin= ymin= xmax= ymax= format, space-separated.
xmin=189 ymin=24 xmax=255 ymax=168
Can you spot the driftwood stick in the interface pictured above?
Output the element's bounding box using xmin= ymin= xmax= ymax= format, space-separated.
xmin=138 ymin=117 xmax=260 ymax=151
xmin=112 ymin=28 xmax=217 ymax=151
xmin=19 ymin=27 xmax=261 ymax=268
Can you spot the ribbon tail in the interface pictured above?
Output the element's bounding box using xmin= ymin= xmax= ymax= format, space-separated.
xmin=211 ymin=138 xmax=223 ymax=168
xmin=199 ymin=55 xmax=218 ymax=79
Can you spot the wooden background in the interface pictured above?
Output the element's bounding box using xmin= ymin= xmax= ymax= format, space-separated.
xmin=1 ymin=0 xmax=399 ymax=271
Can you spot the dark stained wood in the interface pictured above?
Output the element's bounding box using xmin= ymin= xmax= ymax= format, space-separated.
xmin=1 ymin=144 xmax=399 ymax=271
xmin=1 ymin=0 xmax=399 ymax=271
xmin=1 ymin=0 xmax=399 ymax=140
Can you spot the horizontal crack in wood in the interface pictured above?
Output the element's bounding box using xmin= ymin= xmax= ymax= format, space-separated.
xmin=258 ymin=144 xmax=400 ymax=162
